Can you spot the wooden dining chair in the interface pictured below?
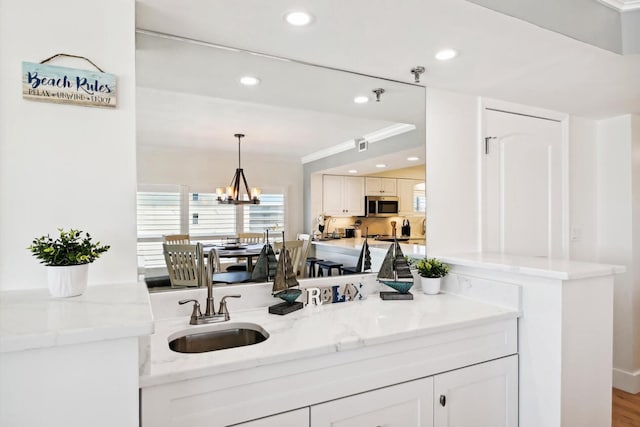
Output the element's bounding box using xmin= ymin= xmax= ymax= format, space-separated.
xmin=162 ymin=243 xmax=202 ymax=288
xmin=273 ymin=240 xmax=305 ymax=277
xmin=163 ymin=234 xmax=190 ymax=245
xmin=237 ymin=232 xmax=265 ymax=244
xmin=226 ymin=232 xmax=266 ymax=271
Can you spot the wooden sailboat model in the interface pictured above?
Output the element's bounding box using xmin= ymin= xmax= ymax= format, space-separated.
xmin=268 ymin=231 xmax=304 ymax=315
xmin=250 ymin=230 xmax=278 ymax=282
xmin=354 ymin=232 xmax=372 ymax=273
xmin=377 ymin=236 xmax=414 ymax=300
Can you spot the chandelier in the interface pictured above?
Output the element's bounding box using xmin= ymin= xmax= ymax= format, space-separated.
xmin=216 ymin=133 xmax=260 ymax=205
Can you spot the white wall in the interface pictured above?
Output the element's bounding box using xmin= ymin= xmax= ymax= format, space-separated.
xmin=596 ymin=114 xmax=640 ymax=393
xmin=0 ymin=0 xmax=137 ymax=291
xmin=137 ymin=145 xmax=304 ymax=236
xmin=425 ymin=88 xmax=480 ymax=254
xmin=569 ymin=116 xmax=598 ymax=261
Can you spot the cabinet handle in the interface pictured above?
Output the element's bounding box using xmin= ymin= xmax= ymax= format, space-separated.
xmin=439 ymin=394 xmax=446 ymax=406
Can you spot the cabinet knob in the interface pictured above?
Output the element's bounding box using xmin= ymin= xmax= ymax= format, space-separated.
xmin=439 ymin=394 xmax=446 ymax=406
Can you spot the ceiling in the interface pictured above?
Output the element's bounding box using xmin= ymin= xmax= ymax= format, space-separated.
xmin=136 ymin=31 xmax=426 ymax=168
xmin=135 ymin=0 xmax=639 ymax=170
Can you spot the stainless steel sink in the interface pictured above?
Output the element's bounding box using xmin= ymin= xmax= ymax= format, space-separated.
xmin=168 ymin=323 xmax=269 ymax=354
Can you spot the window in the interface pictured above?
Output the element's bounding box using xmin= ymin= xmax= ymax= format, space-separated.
xmin=243 ymin=194 xmax=285 ymax=232
xmin=136 ymin=187 xmax=285 ymax=270
xmin=136 ymin=190 xmax=181 ymax=269
xmin=413 ymin=182 xmax=426 ymax=213
xmin=188 ymin=192 xmax=236 ymax=237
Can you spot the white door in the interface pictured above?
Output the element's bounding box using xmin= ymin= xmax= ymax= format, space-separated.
xmin=311 ymin=376 xmax=434 ymax=427
xmin=483 ymin=108 xmax=565 ymax=257
xmin=231 ymin=408 xmax=309 ymax=426
xmin=434 ymin=355 xmax=518 ymax=427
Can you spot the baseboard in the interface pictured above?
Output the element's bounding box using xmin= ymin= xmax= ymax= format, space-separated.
xmin=613 ymin=367 xmax=640 ymax=394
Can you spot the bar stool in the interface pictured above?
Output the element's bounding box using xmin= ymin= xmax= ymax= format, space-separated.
xmin=341 ymin=265 xmax=361 ymax=275
xmin=317 ymin=260 xmax=343 ymax=276
xmin=305 ymin=257 xmax=323 ymax=278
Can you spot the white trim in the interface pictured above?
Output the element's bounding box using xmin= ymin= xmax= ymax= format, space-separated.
xmin=613 ymin=367 xmax=640 ymax=394
xmin=476 ymin=97 xmax=484 ymax=252
xmin=301 ymin=123 xmax=416 ymax=164
xmin=596 ymin=0 xmax=640 ymax=11
xmin=480 ymin=98 xmax=571 ymax=259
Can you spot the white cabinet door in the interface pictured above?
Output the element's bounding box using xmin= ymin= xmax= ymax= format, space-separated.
xmin=323 ymin=175 xmax=345 ymax=216
xmin=311 ymin=376 xmax=434 ymax=427
xmin=380 ymin=178 xmax=397 ymax=195
xmin=342 ymin=176 xmax=364 ymax=216
xmin=365 ymin=177 xmax=397 ymax=196
xmin=323 ymin=175 xmax=364 ymax=216
xmin=434 ymin=355 xmax=518 ymax=427
xmin=232 ymin=408 xmax=309 ymax=426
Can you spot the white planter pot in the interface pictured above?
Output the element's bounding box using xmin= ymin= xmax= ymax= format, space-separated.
xmin=46 ymin=264 xmax=89 ymax=297
xmin=420 ymin=276 xmax=442 ymax=295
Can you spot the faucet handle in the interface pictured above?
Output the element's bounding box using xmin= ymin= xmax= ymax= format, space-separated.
xmin=218 ymin=295 xmax=241 ymax=321
xmin=179 ymin=299 xmax=202 ymax=325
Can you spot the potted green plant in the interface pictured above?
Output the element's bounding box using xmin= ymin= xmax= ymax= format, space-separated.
xmin=28 ymin=228 xmax=110 ymax=297
xmin=415 ymin=257 xmax=450 ymax=295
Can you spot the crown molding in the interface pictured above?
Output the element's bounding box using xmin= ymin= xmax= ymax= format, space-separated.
xmin=301 ymin=123 xmax=416 ymax=164
xmin=596 ymin=0 xmax=640 ymax=11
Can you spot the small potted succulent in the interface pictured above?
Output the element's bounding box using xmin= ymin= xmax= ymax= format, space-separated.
xmin=28 ymin=228 xmax=110 ymax=297
xmin=415 ymin=257 xmax=450 ymax=295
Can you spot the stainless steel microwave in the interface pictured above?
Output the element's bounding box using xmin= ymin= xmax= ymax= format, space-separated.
xmin=364 ymin=196 xmax=399 ymax=217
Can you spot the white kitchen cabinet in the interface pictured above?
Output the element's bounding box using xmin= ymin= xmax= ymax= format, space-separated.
xmin=397 ymin=178 xmax=423 ymax=214
xmin=365 ymin=177 xmax=397 ymax=196
xmin=311 ymin=376 xmax=434 ymax=427
xmin=434 ymin=355 xmax=518 ymax=427
xmin=323 ymin=175 xmax=364 ymax=216
xmin=232 ymin=408 xmax=309 ymax=427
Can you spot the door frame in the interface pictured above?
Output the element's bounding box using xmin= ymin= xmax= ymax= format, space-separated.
xmin=479 ymin=98 xmax=570 ymax=259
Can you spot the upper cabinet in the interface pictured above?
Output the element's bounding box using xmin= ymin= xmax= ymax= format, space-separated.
xmin=365 ymin=177 xmax=397 ymax=196
xmin=398 ymin=179 xmax=425 ymax=215
xmin=323 ymin=175 xmax=365 ymax=217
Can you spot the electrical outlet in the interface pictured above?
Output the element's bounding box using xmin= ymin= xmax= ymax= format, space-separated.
xmin=570 ymin=225 xmax=582 ymax=242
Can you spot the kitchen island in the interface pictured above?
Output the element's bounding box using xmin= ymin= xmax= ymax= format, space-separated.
xmin=311 ymin=237 xmax=426 ymax=272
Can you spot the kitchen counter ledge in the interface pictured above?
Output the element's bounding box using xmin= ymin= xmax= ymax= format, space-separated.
xmin=141 ymin=291 xmax=517 ymax=387
xmin=0 ymin=282 xmax=154 ymax=353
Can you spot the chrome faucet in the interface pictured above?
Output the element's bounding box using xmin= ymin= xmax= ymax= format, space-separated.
xmin=178 ymin=247 xmax=241 ymax=325
xmin=179 ymin=295 xmax=241 ymax=325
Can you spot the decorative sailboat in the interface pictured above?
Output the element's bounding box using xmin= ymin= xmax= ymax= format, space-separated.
xmin=377 ymin=236 xmax=414 ymax=300
xmin=268 ymin=231 xmax=304 ymax=315
xmin=250 ymin=229 xmax=278 ymax=282
xmin=351 ymin=227 xmax=372 ymax=273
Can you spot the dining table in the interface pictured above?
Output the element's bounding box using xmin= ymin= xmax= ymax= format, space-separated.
xmin=202 ymin=243 xmax=265 ymax=273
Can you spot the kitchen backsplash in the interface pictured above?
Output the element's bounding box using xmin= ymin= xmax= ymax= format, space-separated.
xmin=318 ymin=215 xmax=426 ymax=239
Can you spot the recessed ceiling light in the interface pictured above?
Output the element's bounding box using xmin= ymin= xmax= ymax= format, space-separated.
xmin=375 ymin=164 xmax=387 ymax=168
xmin=285 ymin=11 xmax=313 ymax=26
xmin=435 ymin=49 xmax=458 ymax=61
xmin=239 ymin=76 xmax=260 ymax=86
xmin=348 ymin=169 xmax=358 ymax=174
xmin=354 ymin=96 xmax=369 ymax=104
xmin=407 ymin=156 xmax=420 ymax=161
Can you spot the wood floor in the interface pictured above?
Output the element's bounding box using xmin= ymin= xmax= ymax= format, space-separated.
xmin=613 ymin=388 xmax=640 ymax=426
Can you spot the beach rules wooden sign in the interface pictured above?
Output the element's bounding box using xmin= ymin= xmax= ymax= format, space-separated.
xmin=22 ymin=62 xmax=117 ymax=108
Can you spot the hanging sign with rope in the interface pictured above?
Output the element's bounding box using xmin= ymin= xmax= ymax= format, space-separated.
xmin=22 ymin=53 xmax=116 ymax=108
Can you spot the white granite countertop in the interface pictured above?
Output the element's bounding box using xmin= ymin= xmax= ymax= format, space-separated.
xmin=0 ymin=283 xmax=154 ymax=353
xmin=312 ymin=237 xmax=427 ymax=258
xmin=140 ymin=292 xmax=517 ymax=387
xmin=437 ymin=252 xmax=626 ymax=280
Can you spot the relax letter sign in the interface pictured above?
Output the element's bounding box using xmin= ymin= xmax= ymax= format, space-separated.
xmin=22 ymin=62 xmax=117 ymax=108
